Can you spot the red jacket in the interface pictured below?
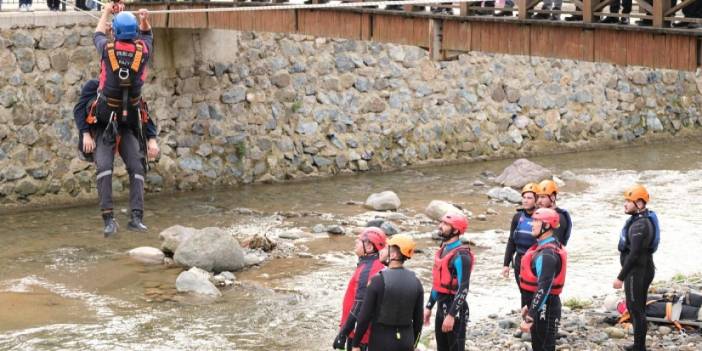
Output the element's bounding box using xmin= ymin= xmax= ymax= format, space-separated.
xmin=339 ymin=254 xmax=385 ymax=344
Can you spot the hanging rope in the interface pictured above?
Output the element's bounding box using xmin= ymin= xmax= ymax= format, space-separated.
xmin=57 ymin=0 xmax=102 ymax=19
xmin=89 ymin=0 xmax=481 ymax=15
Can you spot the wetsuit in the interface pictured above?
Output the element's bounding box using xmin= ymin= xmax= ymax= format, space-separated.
xmin=426 ymin=240 xmax=473 ymax=351
xmin=352 ymin=267 xmax=424 ymax=351
xmin=553 ymin=207 xmax=572 ymax=246
xmin=504 ymin=209 xmax=537 ymax=307
xmin=524 ymin=236 xmax=563 ymax=351
xmin=338 ymin=253 xmax=385 ymax=350
xmin=618 ymin=210 xmax=656 ymax=351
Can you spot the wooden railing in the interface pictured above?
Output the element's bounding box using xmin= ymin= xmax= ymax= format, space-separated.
xmin=128 ymin=0 xmax=702 ymax=28
xmin=128 ymin=0 xmax=702 ymax=70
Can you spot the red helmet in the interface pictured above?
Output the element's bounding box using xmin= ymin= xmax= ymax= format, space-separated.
xmin=532 ymin=208 xmax=560 ymax=229
xmin=441 ymin=212 xmax=468 ymax=235
xmin=360 ymin=227 xmax=387 ymax=251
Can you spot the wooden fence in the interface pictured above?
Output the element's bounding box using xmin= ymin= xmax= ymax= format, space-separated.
xmin=128 ymin=1 xmax=702 ymax=70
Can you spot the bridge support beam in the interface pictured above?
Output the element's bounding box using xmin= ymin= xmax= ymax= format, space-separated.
xmin=429 ymin=18 xmax=443 ymax=60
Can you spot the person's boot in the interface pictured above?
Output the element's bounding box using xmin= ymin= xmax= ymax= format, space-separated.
xmin=102 ymin=212 xmax=118 ymax=237
xmin=127 ymin=209 xmax=148 ymax=232
xmin=532 ymin=6 xmax=550 ymax=19
xmin=564 ymin=14 xmax=583 ymax=21
xmin=550 ymin=6 xmax=561 ymax=20
xmin=600 ymin=16 xmax=620 ymax=23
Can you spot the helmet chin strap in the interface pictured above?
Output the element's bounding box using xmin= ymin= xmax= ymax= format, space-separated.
xmin=534 ymin=224 xmax=550 ymax=240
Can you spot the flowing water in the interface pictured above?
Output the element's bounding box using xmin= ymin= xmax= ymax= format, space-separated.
xmin=1 ymin=141 xmax=702 ymax=350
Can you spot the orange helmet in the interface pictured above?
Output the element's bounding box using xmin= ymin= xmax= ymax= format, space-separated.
xmin=536 ymin=180 xmax=558 ymax=196
xmin=521 ymin=183 xmax=539 ymax=195
xmin=532 ymin=208 xmax=560 ymax=229
xmin=624 ymin=184 xmax=650 ymax=204
xmin=387 ymin=234 xmax=416 ymax=259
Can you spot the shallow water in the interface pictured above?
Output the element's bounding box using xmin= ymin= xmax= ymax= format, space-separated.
xmin=1 ymin=141 xmax=701 ymax=350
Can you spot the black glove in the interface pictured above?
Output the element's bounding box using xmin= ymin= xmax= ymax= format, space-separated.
xmin=332 ymin=333 xmax=347 ymax=350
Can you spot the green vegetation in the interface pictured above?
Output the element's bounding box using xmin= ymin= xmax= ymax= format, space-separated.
xmin=291 ymin=100 xmax=303 ymax=113
xmin=235 ymin=142 xmax=246 ymax=159
xmin=563 ymin=297 xmax=593 ymax=310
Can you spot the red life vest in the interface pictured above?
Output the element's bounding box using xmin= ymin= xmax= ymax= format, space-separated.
xmin=431 ymin=244 xmax=474 ymax=295
xmin=519 ymin=242 xmax=567 ymax=295
xmin=340 ymin=257 xmax=384 ymax=343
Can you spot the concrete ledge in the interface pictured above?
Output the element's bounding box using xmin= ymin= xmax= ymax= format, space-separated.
xmin=0 ymin=12 xmax=97 ymax=29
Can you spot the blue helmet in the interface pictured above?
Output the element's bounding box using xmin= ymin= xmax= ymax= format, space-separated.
xmin=112 ymin=12 xmax=138 ymax=41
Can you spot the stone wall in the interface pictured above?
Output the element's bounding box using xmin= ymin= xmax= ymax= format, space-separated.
xmin=1 ymin=24 xmax=702 ymax=207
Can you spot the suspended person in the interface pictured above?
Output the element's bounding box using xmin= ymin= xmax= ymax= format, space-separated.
xmin=424 ymin=212 xmax=473 ymax=351
xmin=89 ymin=3 xmax=159 ymax=236
xmin=502 ymin=183 xmax=539 ymax=308
xmin=535 ymin=180 xmax=572 ymax=246
xmin=351 ymin=234 xmax=424 ymax=351
xmin=333 ymin=227 xmax=388 ymax=351
xmin=518 ymin=208 xmax=567 ymax=351
xmin=613 ymin=185 xmax=659 ymax=351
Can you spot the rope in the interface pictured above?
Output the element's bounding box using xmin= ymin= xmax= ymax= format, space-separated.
xmin=93 ymin=0 xmax=483 ymax=15
xmin=57 ymin=0 xmax=102 ymax=19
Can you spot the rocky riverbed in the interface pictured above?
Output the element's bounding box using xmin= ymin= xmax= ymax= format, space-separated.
xmin=430 ymin=274 xmax=702 ymax=351
xmin=2 ymin=144 xmax=702 ymax=350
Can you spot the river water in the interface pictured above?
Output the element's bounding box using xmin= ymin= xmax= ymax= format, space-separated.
xmin=1 ymin=141 xmax=701 ymax=350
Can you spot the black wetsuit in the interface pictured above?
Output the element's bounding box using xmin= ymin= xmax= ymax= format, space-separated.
xmin=352 ymin=267 xmax=424 ymax=351
xmin=524 ymin=237 xmax=563 ymax=351
xmin=426 ymin=240 xmax=473 ymax=351
xmin=553 ymin=207 xmax=572 ymax=246
xmin=504 ymin=209 xmax=537 ymax=307
xmin=618 ymin=211 xmax=656 ymax=351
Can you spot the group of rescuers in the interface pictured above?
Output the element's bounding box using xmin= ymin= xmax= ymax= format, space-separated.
xmin=71 ymin=4 xmax=659 ymax=351
xmin=333 ymin=180 xmax=659 ymax=351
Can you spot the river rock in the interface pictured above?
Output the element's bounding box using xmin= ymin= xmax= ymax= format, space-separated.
xmin=590 ymin=332 xmax=609 ymax=343
xmin=174 ymin=227 xmax=246 ymax=272
xmin=327 ymin=225 xmax=345 ymax=235
xmin=218 ymin=271 xmax=235 ymax=281
xmin=128 ymin=247 xmax=166 ymax=264
xmin=364 ymin=191 xmax=401 ymax=211
xmin=494 ymin=158 xmax=553 ymax=188
xmin=159 ymin=225 xmax=197 ymax=255
xmin=424 ymin=200 xmax=462 ymax=221
xmin=498 ymin=319 xmax=517 ymax=329
xmin=243 ymin=234 xmax=276 ymax=252
xmin=487 ymin=187 xmax=522 ymax=204
xmin=605 ymin=327 xmax=626 ymax=339
xmin=380 ymin=221 xmax=400 ymax=235
xmin=658 ymin=326 xmax=672 ymax=335
xmin=175 ymin=267 xmax=222 ymax=297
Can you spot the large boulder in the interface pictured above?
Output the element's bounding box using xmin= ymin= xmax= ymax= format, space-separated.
xmin=424 ymin=200 xmax=462 ymax=221
xmin=494 ymin=159 xmax=552 ymax=189
xmin=487 ymin=187 xmax=522 ymax=204
xmin=174 ymin=227 xmax=246 ymax=272
xmin=175 ymin=267 xmax=221 ymax=297
xmin=128 ymin=246 xmax=165 ymax=264
xmin=364 ymin=191 xmax=401 ymax=211
xmin=159 ymin=225 xmax=197 ymax=255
